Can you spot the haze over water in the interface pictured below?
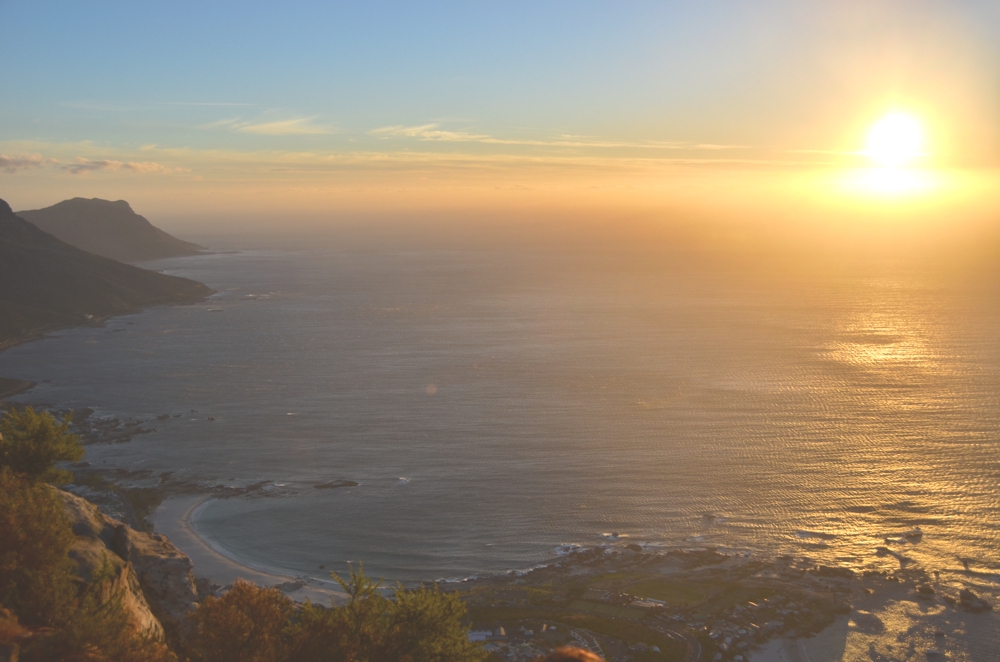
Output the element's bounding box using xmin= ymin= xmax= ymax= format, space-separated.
xmin=2 ymin=238 xmax=997 ymax=586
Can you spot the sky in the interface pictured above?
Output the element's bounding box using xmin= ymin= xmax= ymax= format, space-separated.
xmin=1 ymin=0 xmax=998 ymax=233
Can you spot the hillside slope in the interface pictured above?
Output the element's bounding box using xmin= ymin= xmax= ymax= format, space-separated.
xmin=0 ymin=198 xmax=211 ymax=346
xmin=17 ymin=198 xmax=203 ymax=263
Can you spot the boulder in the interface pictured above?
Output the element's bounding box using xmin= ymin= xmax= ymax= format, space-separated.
xmin=958 ymin=589 xmax=992 ymax=613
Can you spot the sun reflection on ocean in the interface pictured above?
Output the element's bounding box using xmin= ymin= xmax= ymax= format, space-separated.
xmin=824 ymin=297 xmax=936 ymax=371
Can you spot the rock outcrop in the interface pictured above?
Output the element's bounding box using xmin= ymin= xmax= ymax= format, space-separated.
xmin=54 ymin=488 xmax=200 ymax=642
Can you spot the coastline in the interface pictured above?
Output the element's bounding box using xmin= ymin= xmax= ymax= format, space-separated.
xmin=0 ymin=377 xmax=36 ymax=399
xmin=0 ymin=292 xmax=212 ymax=348
xmin=151 ymin=495 xmax=347 ymax=605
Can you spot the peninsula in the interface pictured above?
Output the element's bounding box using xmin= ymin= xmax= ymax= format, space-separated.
xmin=0 ymin=198 xmax=211 ymax=348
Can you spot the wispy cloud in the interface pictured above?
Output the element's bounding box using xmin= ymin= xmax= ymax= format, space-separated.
xmin=0 ymin=153 xmax=56 ymax=173
xmin=199 ymin=117 xmax=246 ymax=130
xmin=369 ymin=124 xmax=748 ymax=151
xmin=61 ymin=158 xmax=177 ymax=175
xmin=202 ymin=116 xmax=334 ymax=135
xmin=370 ymin=124 xmax=492 ymax=142
xmin=787 ymin=148 xmax=860 ymax=155
xmin=0 ymin=152 xmax=180 ymax=175
xmin=1 ymin=139 xmax=808 ymax=187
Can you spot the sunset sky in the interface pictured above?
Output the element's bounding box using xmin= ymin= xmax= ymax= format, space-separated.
xmin=2 ymin=1 xmax=998 ymax=229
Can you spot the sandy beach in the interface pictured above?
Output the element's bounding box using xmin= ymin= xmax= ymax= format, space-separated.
xmin=151 ymin=495 xmax=347 ymax=605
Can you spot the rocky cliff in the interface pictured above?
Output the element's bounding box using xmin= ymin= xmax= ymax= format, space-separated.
xmin=55 ymin=489 xmax=200 ymax=643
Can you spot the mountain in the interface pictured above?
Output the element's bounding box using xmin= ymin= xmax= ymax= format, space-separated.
xmin=0 ymin=198 xmax=211 ymax=346
xmin=17 ymin=198 xmax=203 ymax=263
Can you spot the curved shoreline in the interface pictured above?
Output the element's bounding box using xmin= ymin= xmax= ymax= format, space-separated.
xmin=152 ymin=495 xmax=347 ymax=604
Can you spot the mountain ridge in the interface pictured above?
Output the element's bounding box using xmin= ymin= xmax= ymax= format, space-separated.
xmin=17 ymin=198 xmax=203 ymax=263
xmin=0 ymin=198 xmax=211 ymax=347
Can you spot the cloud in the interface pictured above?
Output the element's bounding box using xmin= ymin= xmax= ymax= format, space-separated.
xmin=239 ymin=117 xmax=334 ymax=135
xmin=370 ymin=124 xmax=492 ymax=142
xmin=62 ymin=158 xmax=176 ymax=175
xmin=201 ymin=117 xmax=334 ymax=135
xmin=1 ymin=150 xmax=182 ymax=175
xmin=370 ymin=124 xmax=748 ymax=150
xmin=1 ymin=153 xmax=54 ymax=173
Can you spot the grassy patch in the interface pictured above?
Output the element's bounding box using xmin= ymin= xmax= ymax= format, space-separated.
xmin=588 ymin=571 xmax=644 ymax=587
xmin=567 ymin=600 xmax=647 ymax=620
xmin=527 ymin=588 xmax=558 ymax=606
xmin=695 ymin=584 xmax=775 ymax=616
xmin=467 ymin=606 xmax=556 ymax=623
xmin=627 ymin=579 xmax=714 ymax=606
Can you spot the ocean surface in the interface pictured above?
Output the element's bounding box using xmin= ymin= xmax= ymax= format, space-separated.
xmin=2 ymin=247 xmax=999 ymax=590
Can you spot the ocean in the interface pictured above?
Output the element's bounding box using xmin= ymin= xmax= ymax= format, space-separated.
xmin=2 ymin=245 xmax=998 ymax=589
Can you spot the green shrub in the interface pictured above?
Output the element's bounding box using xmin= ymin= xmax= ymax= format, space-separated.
xmin=0 ymin=407 xmax=83 ymax=484
xmin=189 ymin=579 xmax=293 ymax=662
xmin=0 ymin=468 xmax=77 ymax=626
xmin=287 ymin=565 xmax=486 ymax=662
xmin=22 ymin=555 xmax=176 ymax=662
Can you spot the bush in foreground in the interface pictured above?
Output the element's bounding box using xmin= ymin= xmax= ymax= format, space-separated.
xmin=0 ymin=467 xmax=77 ymax=626
xmin=190 ymin=566 xmax=486 ymax=662
xmin=0 ymin=406 xmax=83 ymax=484
xmin=0 ymin=408 xmax=174 ymax=661
xmin=189 ymin=579 xmax=293 ymax=662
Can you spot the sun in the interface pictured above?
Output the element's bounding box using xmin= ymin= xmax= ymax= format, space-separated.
xmin=864 ymin=113 xmax=924 ymax=167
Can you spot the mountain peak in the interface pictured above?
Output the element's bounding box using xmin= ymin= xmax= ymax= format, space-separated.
xmin=67 ymin=197 xmax=133 ymax=210
xmin=16 ymin=198 xmax=202 ymax=263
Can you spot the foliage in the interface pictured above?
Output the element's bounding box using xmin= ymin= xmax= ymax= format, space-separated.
xmin=123 ymin=487 xmax=165 ymax=532
xmin=190 ymin=565 xmax=485 ymax=662
xmin=378 ymin=580 xmax=484 ymax=662
xmin=0 ymin=403 xmax=485 ymax=662
xmin=0 ymin=407 xmax=83 ymax=484
xmin=189 ymin=579 xmax=293 ymax=662
xmin=0 ymin=467 xmax=77 ymax=626
xmin=287 ymin=565 xmax=391 ymax=662
xmin=1 ymin=465 xmax=174 ymax=661
xmin=22 ymin=555 xmax=176 ymax=662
